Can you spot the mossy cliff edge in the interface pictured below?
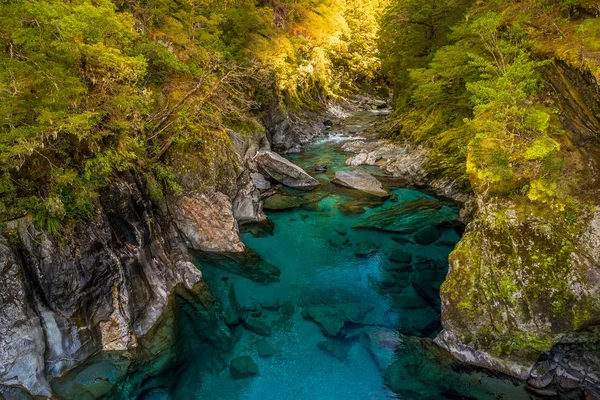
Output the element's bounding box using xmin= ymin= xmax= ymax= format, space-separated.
xmin=380 ymin=0 xmax=600 ymax=389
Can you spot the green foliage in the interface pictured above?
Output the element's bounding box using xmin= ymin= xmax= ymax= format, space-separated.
xmin=0 ymin=0 xmax=385 ymax=233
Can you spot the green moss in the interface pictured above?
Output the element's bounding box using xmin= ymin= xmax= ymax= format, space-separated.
xmin=525 ymin=136 xmax=561 ymax=161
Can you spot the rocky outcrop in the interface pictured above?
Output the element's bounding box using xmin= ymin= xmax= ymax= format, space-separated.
xmin=331 ymin=170 xmax=391 ymax=198
xmin=254 ymin=150 xmax=320 ymax=190
xmin=0 ymin=175 xmax=203 ymax=396
xmin=434 ymin=62 xmax=600 ymax=390
xmin=437 ymin=199 xmax=600 ymax=380
xmin=0 ymin=240 xmax=48 ymax=397
xmin=342 ymin=140 xmax=470 ymax=203
xmin=354 ymin=197 xmax=458 ymax=234
xmin=263 ymin=104 xmax=293 ymax=153
xmin=233 ymin=171 xmax=268 ymax=224
xmin=172 ymin=192 xmax=245 ymax=253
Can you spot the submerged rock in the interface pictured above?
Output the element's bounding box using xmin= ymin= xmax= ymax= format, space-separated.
xmin=281 ymin=300 xmax=295 ymax=317
xmin=242 ymin=318 xmax=272 ymax=336
xmin=254 ymin=150 xmax=320 ymax=191
xmin=353 ymin=241 xmax=379 ymax=257
xmin=194 ymin=249 xmax=281 ymax=284
xmin=398 ymin=307 xmax=440 ymax=337
xmin=360 ymin=327 xmax=401 ymax=371
xmin=301 ymin=304 xmax=374 ymax=337
xmin=414 ymin=226 xmax=441 ymax=245
xmin=391 ymin=236 xmax=414 ymax=245
xmin=354 ymin=197 xmax=456 ymax=233
xmin=229 ymin=356 xmax=259 ymax=379
xmin=333 ymin=227 xmax=347 ymax=236
xmin=260 ymin=298 xmax=280 ymax=311
xmin=331 ymin=170 xmax=391 ymax=198
xmin=389 ymin=250 xmax=412 ymax=264
xmin=263 ymin=194 xmax=303 ymax=211
xmin=223 ymin=285 xmax=241 ymax=326
xmin=337 ymin=198 xmax=384 ymax=215
xmin=256 ymin=339 xmax=281 ymax=357
xmin=318 ymin=338 xmax=353 ymax=362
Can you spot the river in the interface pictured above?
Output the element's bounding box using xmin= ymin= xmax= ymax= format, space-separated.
xmin=53 ymin=108 xmax=535 ymax=400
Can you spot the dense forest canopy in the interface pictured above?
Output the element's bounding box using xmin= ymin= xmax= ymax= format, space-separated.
xmin=0 ymin=0 xmax=387 ymax=233
xmin=380 ymin=0 xmax=600 ymax=210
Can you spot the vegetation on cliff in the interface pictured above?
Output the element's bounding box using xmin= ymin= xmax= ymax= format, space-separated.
xmin=0 ymin=0 xmax=387 ymax=232
xmin=380 ymin=0 xmax=600 ymax=371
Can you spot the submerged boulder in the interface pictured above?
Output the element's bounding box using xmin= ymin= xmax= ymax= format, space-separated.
xmin=223 ymin=285 xmax=241 ymax=326
xmin=331 ymin=170 xmax=391 ymax=198
xmin=263 ymin=194 xmax=303 ymax=211
xmin=281 ymin=300 xmax=295 ymax=317
xmin=414 ymin=226 xmax=441 ymax=245
xmin=389 ymin=250 xmax=412 ymax=264
xmin=254 ymin=150 xmax=320 ymax=191
xmin=301 ymin=304 xmax=374 ymax=337
xmin=318 ymin=338 xmax=354 ymax=362
xmin=338 ymin=198 xmax=384 ymax=215
xmin=353 ymin=241 xmax=379 ymax=257
xmin=260 ymin=298 xmax=280 ymax=311
xmin=194 ymin=249 xmax=281 ymax=284
xmin=256 ymin=339 xmax=281 ymax=357
xmin=229 ymin=356 xmax=259 ymax=379
xmin=354 ymin=197 xmax=456 ymax=233
xmin=242 ymin=318 xmax=272 ymax=336
xmin=360 ymin=327 xmax=402 ymax=371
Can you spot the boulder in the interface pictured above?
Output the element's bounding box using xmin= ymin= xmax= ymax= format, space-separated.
xmin=263 ymin=194 xmax=303 ymax=211
xmin=223 ymin=285 xmax=240 ymax=326
xmin=260 ymin=298 xmax=280 ymax=311
xmin=360 ymin=327 xmax=402 ymax=371
xmin=318 ymin=338 xmax=353 ymax=362
xmin=256 ymin=339 xmax=281 ymax=357
xmin=389 ymin=250 xmax=412 ymax=264
xmin=414 ymin=226 xmax=441 ymax=245
xmin=194 ymin=250 xmax=280 ymax=284
xmin=251 ymin=172 xmax=271 ymax=191
xmin=398 ymin=307 xmax=440 ymax=337
xmin=337 ymin=199 xmax=384 ymax=215
xmin=233 ymin=172 xmax=267 ymax=225
xmin=391 ymin=236 xmax=414 ymax=245
xmin=333 ymin=227 xmax=347 ymax=236
xmin=172 ymin=192 xmax=245 ymax=253
xmin=254 ymin=150 xmax=320 ymax=191
xmin=301 ymin=304 xmax=374 ymax=337
xmin=353 ymin=242 xmax=379 ymax=257
xmin=355 ymin=197 xmax=455 ymax=233
xmin=281 ymin=300 xmax=295 ymax=317
xmin=229 ymin=356 xmax=259 ymax=379
xmin=242 ymin=318 xmax=272 ymax=336
xmin=331 ymin=170 xmax=390 ymax=198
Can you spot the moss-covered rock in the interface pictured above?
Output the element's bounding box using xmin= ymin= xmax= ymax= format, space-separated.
xmin=438 ymin=196 xmax=600 ymax=378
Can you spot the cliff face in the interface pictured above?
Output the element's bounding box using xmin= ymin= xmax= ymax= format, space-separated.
xmin=0 ymin=175 xmax=201 ymax=397
xmin=0 ymin=124 xmax=272 ymax=397
xmin=436 ymin=62 xmax=600 ymax=392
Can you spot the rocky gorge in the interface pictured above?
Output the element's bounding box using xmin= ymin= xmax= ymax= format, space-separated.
xmin=0 ymin=90 xmax=595 ymax=399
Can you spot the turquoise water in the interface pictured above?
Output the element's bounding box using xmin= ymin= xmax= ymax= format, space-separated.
xmin=52 ymin=111 xmax=535 ymax=400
